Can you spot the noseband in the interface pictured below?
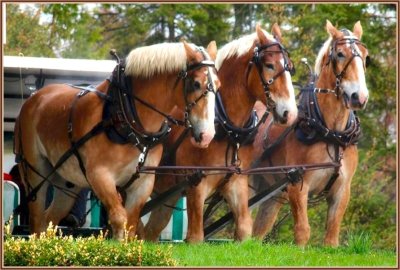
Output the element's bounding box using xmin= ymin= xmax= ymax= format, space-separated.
xmin=249 ymin=42 xmax=295 ymax=112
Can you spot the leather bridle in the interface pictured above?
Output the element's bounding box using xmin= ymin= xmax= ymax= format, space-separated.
xmin=249 ymin=42 xmax=295 ymax=112
xmin=326 ymin=30 xmax=370 ymax=99
xmin=176 ymin=47 xmax=218 ymax=128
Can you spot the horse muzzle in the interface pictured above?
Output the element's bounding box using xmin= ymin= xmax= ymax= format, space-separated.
xmin=348 ymin=91 xmax=368 ymax=110
xmin=272 ymin=107 xmax=298 ymax=126
xmin=190 ymin=128 xmax=215 ymax=148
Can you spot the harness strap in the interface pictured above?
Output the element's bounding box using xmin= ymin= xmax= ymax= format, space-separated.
xmin=67 ymin=86 xmax=113 ymax=179
xmin=251 ymin=124 xmax=295 ymax=169
xmin=139 ymin=170 xmax=205 ymax=217
xmin=160 ymin=128 xmax=191 ymax=167
xmin=323 ymin=144 xmax=342 ymax=193
xmin=13 ymin=119 xmax=110 ymax=217
xmin=204 ymin=167 xmax=302 ymax=239
xmin=52 ymin=120 xmax=110 ymax=186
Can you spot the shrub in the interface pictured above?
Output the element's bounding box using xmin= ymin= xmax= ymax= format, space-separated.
xmin=4 ymin=223 xmax=176 ymax=266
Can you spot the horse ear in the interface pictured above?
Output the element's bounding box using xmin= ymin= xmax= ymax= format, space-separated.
xmin=271 ymin=23 xmax=282 ymax=43
xmin=206 ymin=41 xmax=217 ymax=61
xmin=353 ymin=21 xmax=363 ymax=39
xmin=256 ymin=23 xmax=268 ymax=44
xmin=326 ymin=20 xmax=341 ymax=39
xmin=182 ymin=40 xmax=198 ymax=62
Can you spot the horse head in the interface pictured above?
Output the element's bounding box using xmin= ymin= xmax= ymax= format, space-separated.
xmin=246 ymin=23 xmax=298 ymax=126
xmin=316 ymin=20 xmax=369 ymax=110
xmin=181 ymin=41 xmax=220 ymax=148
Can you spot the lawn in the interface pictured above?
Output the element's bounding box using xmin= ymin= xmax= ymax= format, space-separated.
xmin=169 ymin=240 xmax=397 ymax=267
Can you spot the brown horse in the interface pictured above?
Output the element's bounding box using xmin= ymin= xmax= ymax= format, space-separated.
xmin=251 ymin=20 xmax=369 ymax=247
xmin=143 ymin=23 xmax=298 ymax=243
xmin=14 ymin=41 xmax=220 ymax=240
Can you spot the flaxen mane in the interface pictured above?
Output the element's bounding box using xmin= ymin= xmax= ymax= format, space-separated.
xmin=314 ymin=36 xmax=333 ymax=77
xmin=125 ymin=43 xmax=190 ymax=78
xmin=215 ymin=30 xmax=274 ymax=70
xmin=315 ymin=30 xmax=359 ymax=77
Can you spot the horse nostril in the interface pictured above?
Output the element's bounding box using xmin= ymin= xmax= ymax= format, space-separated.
xmin=351 ymin=92 xmax=359 ymax=100
xmin=194 ymin=132 xmax=203 ymax=143
xmin=199 ymin=132 xmax=204 ymax=142
xmin=283 ymin=110 xmax=289 ymax=120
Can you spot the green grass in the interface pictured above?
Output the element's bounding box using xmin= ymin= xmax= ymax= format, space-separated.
xmin=168 ymin=239 xmax=397 ymax=267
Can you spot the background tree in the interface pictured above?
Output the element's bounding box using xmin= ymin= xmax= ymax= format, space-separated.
xmin=5 ymin=5 xmax=54 ymax=57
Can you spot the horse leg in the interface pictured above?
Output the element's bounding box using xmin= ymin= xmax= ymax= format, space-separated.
xmin=253 ymin=193 xmax=286 ymax=240
xmin=185 ymin=179 xmax=209 ymax=243
xmin=18 ymin=157 xmax=53 ymax=235
xmin=144 ymin=175 xmax=181 ymax=241
xmin=143 ymin=195 xmax=181 ymax=241
xmin=86 ymin=169 xmax=127 ymax=240
xmin=287 ymin=180 xmax=310 ymax=246
xmin=124 ymin=173 xmax=157 ymax=238
xmin=221 ymin=175 xmax=252 ymax=241
xmin=45 ymin=175 xmax=82 ymax=226
xmin=252 ymin=174 xmax=287 ymax=239
xmin=27 ymin=179 xmax=50 ymax=234
xmin=136 ymin=220 xmax=145 ymax=239
xmin=324 ymin=176 xmax=351 ymax=247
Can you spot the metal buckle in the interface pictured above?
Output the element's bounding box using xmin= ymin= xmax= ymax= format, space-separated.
xmin=138 ymin=146 xmax=148 ymax=165
xmin=78 ymin=90 xmax=86 ymax=97
xmin=178 ymin=70 xmax=187 ymax=79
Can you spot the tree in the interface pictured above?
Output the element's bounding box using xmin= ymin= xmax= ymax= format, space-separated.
xmin=4 ymin=4 xmax=54 ymax=57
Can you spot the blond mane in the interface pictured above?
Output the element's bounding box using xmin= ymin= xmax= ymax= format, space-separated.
xmin=314 ymin=36 xmax=333 ymax=77
xmin=215 ymin=30 xmax=274 ymax=70
xmin=125 ymin=43 xmax=190 ymax=78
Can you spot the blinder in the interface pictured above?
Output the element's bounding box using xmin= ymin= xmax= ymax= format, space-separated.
xmin=253 ymin=43 xmax=295 ymax=76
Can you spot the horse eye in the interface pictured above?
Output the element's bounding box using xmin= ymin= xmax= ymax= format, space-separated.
xmin=337 ymin=52 xmax=345 ymax=58
xmin=193 ymin=81 xmax=201 ymax=90
xmin=365 ymin=56 xmax=371 ymax=68
xmin=264 ymin=63 xmax=275 ymax=71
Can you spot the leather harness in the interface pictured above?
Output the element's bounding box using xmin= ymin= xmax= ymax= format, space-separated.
xmin=14 ymin=47 xmax=217 ymax=213
xmin=259 ymin=29 xmax=366 ymax=194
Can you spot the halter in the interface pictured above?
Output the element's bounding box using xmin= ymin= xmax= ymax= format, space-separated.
xmin=175 ymin=46 xmax=217 ymax=128
xmin=326 ymin=29 xmax=369 ymax=99
xmin=250 ymin=42 xmax=295 ymax=112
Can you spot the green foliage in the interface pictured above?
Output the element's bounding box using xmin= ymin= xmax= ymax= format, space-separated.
xmin=343 ymin=147 xmax=396 ymax=250
xmin=4 ymin=223 xmax=176 ymax=266
xmin=347 ymin=231 xmax=372 ymax=254
xmin=4 ymin=4 xmax=54 ymax=57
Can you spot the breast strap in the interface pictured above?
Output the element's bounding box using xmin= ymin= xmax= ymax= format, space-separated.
xmin=214 ymin=92 xmax=260 ymax=146
xmin=295 ymin=87 xmax=361 ymax=148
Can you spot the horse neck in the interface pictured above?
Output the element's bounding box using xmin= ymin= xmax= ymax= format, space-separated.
xmin=131 ymin=73 xmax=177 ymax=132
xmin=218 ymin=58 xmax=256 ymax=126
xmin=315 ymin=68 xmax=351 ymax=131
